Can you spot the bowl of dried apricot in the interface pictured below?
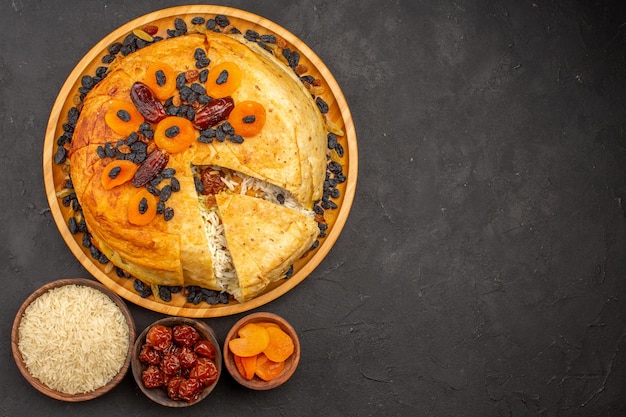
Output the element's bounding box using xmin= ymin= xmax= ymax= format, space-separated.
xmin=131 ymin=317 xmax=221 ymax=407
xmin=223 ymin=312 xmax=300 ymax=390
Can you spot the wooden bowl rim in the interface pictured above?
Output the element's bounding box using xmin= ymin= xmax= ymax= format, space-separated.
xmin=11 ymin=278 xmax=136 ymax=402
xmin=223 ymin=312 xmax=301 ymax=390
xmin=131 ymin=317 xmax=222 ymax=407
xmin=42 ymin=4 xmax=358 ymax=318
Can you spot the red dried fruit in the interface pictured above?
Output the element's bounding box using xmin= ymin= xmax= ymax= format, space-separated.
xmin=166 ymin=376 xmax=183 ymax=400
xmin=192 ymin=97 xmax=234 ymax=130
xmin=161 ymin=353 xmax=181 ymax=376
xmin=178 ymin=378 xmax=203 ymax=402
xmin=139 ymin=345 xmax=161 ymax=365
xmin=189 ymin=357 xmax=218 ymax=387
xmin=132 ymin=148 xmax=169 ymax=187
xmin=131 ymin=82 xmax=167 ymax=123
xmin=173 ymin=325 xmax=200 ymax=347
xmin=194 ymin=340 xmax=216 ymax=359
xmin=176 ymin=346 xmax=198 ymax=369
xmin=145 ymin=324 xmax=172 ymax=351
xmin=142 ymin=364 xmax=165 ymax=388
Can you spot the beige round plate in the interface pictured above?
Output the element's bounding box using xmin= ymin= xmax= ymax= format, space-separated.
xmin=43 ymin=5 xmax=357 ymax=317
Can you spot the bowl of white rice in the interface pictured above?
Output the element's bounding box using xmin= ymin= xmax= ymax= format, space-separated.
xmin=11 ymin=278 xmax=136 ymax=401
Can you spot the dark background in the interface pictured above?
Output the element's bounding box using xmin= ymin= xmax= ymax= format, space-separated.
xmin=2 ymin=0 xmax=626 ymax=416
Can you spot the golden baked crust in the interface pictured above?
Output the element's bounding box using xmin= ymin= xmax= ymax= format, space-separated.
xmin=216 ymin=193 xmax=319 ymax=302
xmin=69 ymin=31 xmax=326 ymax=301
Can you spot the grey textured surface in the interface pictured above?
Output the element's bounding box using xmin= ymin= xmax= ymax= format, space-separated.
xmin=2 ymin=0 xmax=626 ymax=416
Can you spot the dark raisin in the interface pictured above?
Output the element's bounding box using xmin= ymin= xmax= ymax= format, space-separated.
xmin=310 ymin=240 xmax=319 ymax=250
xmin=165 ymin=126 xmax=180 ymax=138
xmin=115 ymin=266 xmax=130 ymax=278
xmin=156 ymin=201 xmax=165 ymax=214
xmin=102 ymin=54 xmax=116 ymax=64
xmin=170 ymin=177 xmax=181 ymax=192
xmin=96 ymin=66 xmax=108 ymax=78
xmin=82 ymin=232 xmax=92 ymax=248
xmin=276 ymin=193 xmax=285 ymax=204
xmin=260 ymin=34 xmax=276 ymax=43
xmin=191 ymin=16 xmax=205 ymax=25
xmin=158 ymin=286 xmax=172 ymax=302
xmin=54 ymin=146 xmax=67 ymax=164
xmin=216 ymin=70 xmax=228 ymax=85
xmin=228 ymin=134 xmax=244 ymax=144
xmin=61 ymin=193 xmax=73 ymax=207
xmin=134 ymin=279 xmax=153 ymax=298
xmin=221 ymin=121 xmax=234 ymax=135
xmin=138 ymin=197 xmax=148 ymax=214
xmin=242 ymin=115 xmax=255 ymax=124
xmin=68 ymin=217 xmax=78 ymax=234
xmin=199 ymin=69 xmax=208 ymax=83
xmin=64 ymin=177 xmax=74 ymax=189
xmin=215 ymin=15 xmax=230 ymax=27
xmin=285 ymin=265 xmax=294 ymax=279
xmin=108 ymin=166 xmax=121 ymax=179
xmin=67 ymin=107 xmax=80 ymax=126
xmin=288 ymin=51 xmax=300 ymax=69
xmin=164 ymin=207 xmax=174 ymax=221
xmin=117 ymin=109 xmax=131 ymax=122
xmin=146 ymin=185 xmax=160 ymax=196
xmin=160 ymin=185 xmax=172 ymax=202
xmin=90 ymin=244 xmax=101 ymax=260
xmin=313 ymin=204 xmax=324 ymax=215
xmin=300 ymin=75 xmax=315 ymax=84
xmin=335 ymin=143 xmax=344 ymax=157
xmin=215 ymin=128 xmax=226 ymax=142
xmin=198 ymin=94 xmax=211 ymax=105
xmin=108 ymin=42 xmax=123 ymax=54
xmin=154 ymin=69 xmax=167 ymax=87
xmin=174 ymin=18 xmax=187 ymax=33
xmin=161 ymin=168 xmax=176 ymax=178
xmin=190 ymin=83 xmax=206 ymax=95
xmin=96 ymin=145 xmax=106 ymax=158
xmin=327 ymin=133 xmax=338 ymax=149
xmin=198 ymin=135 xmax=212 ymax=144
xmin=98 ymin=253 xmax=109 ymax=264
xmin=315 ymin=97 xmax=329 ymax=114
xmin=328 ymin=161 xmax=342 ymax=174
xmin=330 ymin=188 xmax=340 ymax=198
xmin=194 ymin=176 xmax=204 ymax=193
xmin=244 ymin=29 xmax=259 ymax=41
xmin=194 ymin=48 xmax=206 ymax=60
xmin=176 ymin=72 xmax=187 ymax=89
xmin=205 ymin=19 xmax=216 ymax=30
xmin=196 ymin=57 xmax=210 ymax=69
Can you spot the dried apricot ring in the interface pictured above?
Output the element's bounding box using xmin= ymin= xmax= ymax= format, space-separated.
xmin=254 ymin=353 xmax=285 ymax=382
xmin=100 ymin=160 xmax=138 ymax=190
xmin=154 ymin=116 xmax=196 ymax=154
xmin=128 ymin=187 xmax=158 ymax=226
xmin=104 ymin=99 xmax=145 ymax=136
xmin=206 ymin=62 xmax=242 ymax=98
xmin=228 ymin=100 xmax=266 ymax=137
xmin=228 ymin=323 xmax=270 ymax=357
xmin=143 ymin=62 xmax=177 ymax=101
xmin=263 ymin=326 xmax=295 ymax=363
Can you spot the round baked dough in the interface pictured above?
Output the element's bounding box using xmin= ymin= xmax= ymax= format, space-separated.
xmin=70 ymin=32 xmax=326 ymax=302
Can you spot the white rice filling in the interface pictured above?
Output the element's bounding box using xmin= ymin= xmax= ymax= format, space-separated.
xmin=193 ymin=165 xmax=314 ymax=297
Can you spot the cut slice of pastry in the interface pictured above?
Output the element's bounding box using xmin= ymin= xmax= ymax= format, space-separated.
xmin=215 ymin=192 xmax=319 ymax=302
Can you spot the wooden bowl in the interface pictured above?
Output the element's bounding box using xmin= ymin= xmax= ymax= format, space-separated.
xmin=131 ymin=317 xmax=221 ymax=407
xmin=11 ymin=278 xmax=136 ymax=401
xmin=223 ymin=312 xmax=300 ymax=390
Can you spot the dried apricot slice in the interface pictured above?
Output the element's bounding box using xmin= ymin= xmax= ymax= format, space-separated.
xmin=263 ymin=326 xmax=295 ymax=363
xmin=127 ymin=188 xmax=158 ymax=226
xmin=255 ymin=353 xmax=285 ymax=381
xmin=206 ymin=62 xmax=242 ymax=98
xmin=101 ymin=160 xmax=138 ymax=190
xmin=228 ymin=323 xmax=270 ymax=357
xmin=104 ymin=99 xmax=145 ymax=136
xmin=239 ymin=354 xmax=257 ymax=380
xmin=153 ymin=116 xmax=196 ymax=154
xmin=228 ymin=100 xmax=266 ymax=137
xmin=143 ymin=62 xmax=177 ymax=101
